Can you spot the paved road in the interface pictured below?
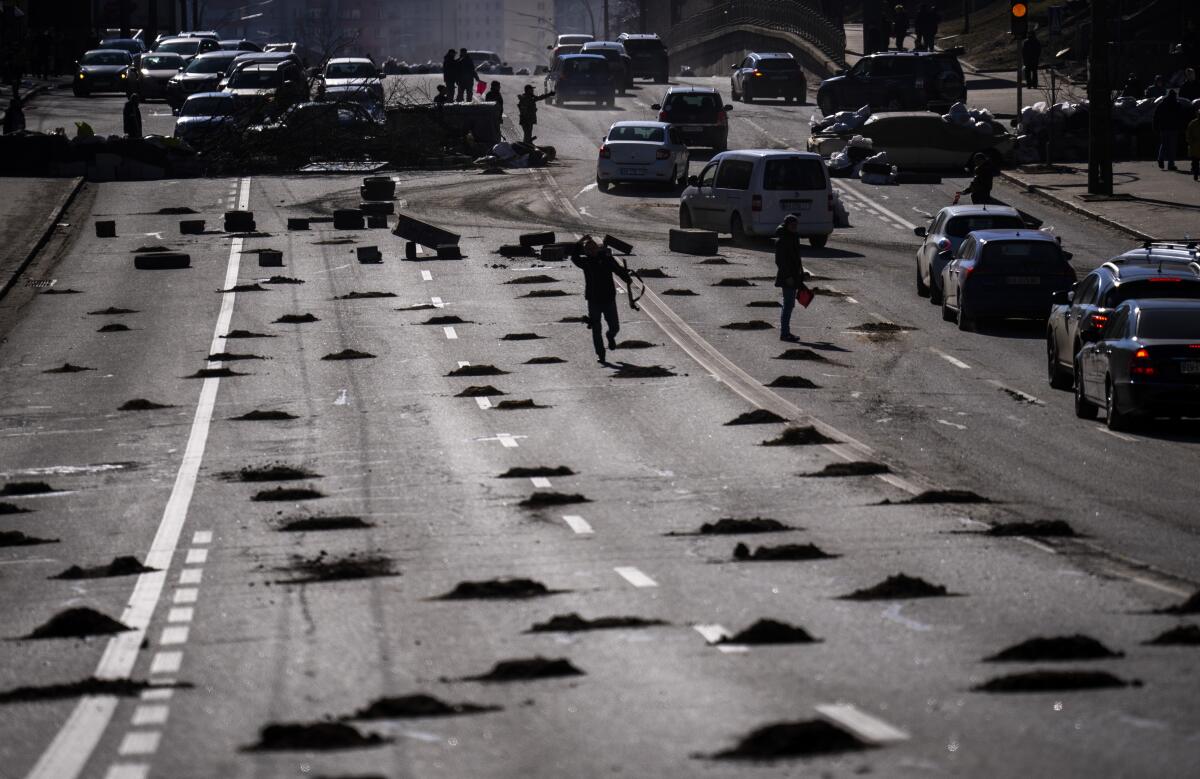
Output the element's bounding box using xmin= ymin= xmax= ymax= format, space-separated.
xmin=0 ymin=80 xmax=1197 ymax=779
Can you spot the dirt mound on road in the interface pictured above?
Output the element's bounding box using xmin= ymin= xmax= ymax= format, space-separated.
xmin=455 ymin=385 xmax=505 ymax=397
xmin=694 ymin=518 xmax=792 ymax=535
xmin=806 ymin=461 xmax=889 ymax=477
xmin=501 ymin=332 xmax=545 ymax=341
xmin=0 ymin=531 xmax=56 ymax=546
xmin=222 ymin=464 xmax=319 ymax=482
xmin=616 ymin=340 xmax=656 ymax=349
xmin=1 ymin=482 xmax=56 ymax=496
xmin=424 ymin=315 xmax=471 ymax=325
xmin=246 ymin=722 xmax=388 ymax=751
xmin=186 ymin=367 xmax=247 ymax=379
xmin=462 ymin=657 xmax=584 ymax=683
xmin=986 ymin=520 xmax=1076 ymax=537
xmin=722 ymin=321 xmax=772 ymax=331
xmin=252 ymin=487 xmax=324 ymax=501
xmin=207 ymin=352 xmax=265 ymax=361
xmin=721 ymin=619 xmax=819 ymax=645
xmin=762 ymin=427 xmax=835 ymax=446
xmin=1155 ymin=591 xmax=1200 ymax=615
xmin=448 ymin=364 xmax=508 ymax=377
xmin=662 ymin=288 xmax=698 ymax=296
xmin=713 ymin=278 xmax=755 ymax=287
xmin=974 ymin=670 xmax=1136 ymax=693
xmin=776 ymin=348 xmax=831 ymax=362
xmin=438 ymin=578 xmax=559 ymax=600
xmin=520 ymin=289 xmax=572 ymax=298
xmin=519 ymin=491 xmax=588 ymax=507
xmin=335 ymin=291 xmax=395 ymax=299
xmin=0 ymin=502 xmax=31 ymax=515
xmin=712 ymin=720 xmax=870 ymax=759
xmin=882 ymin=489 xmax=990 ymax=505
xmin=273 ymin=313 xmax=320 ymax=324
xmin=218 ymin=284 xmax=268 ymax=293
xmin=25 ymin=607 xmax=131 ymax=639
xmin=850 ymin=322 xmax=916 ymax=333
xmin=767 ymin=376 xmax=819 ymax=389
xmin=52 ymin=556 xmax=155 ymax=580
xmin=733 ymin=543 xmax=835 ymax=561
xmin=747 ymin=300 xmax=782 ymax=308
xmin=232 ymin=409 xmax=297 ymax=421
xmin=494 ymin=399 xmax=548 ymax=410
xmin=525 ymin=356 xmax=566 ymax=364
xmin=278 ymin=553 xmax=396 ymax=583
xmin=222 ymin=330 xmax=276 ymax=339
xmin=0 ymin=677 xmax=185 ymax=704
xmin=841 ymin=574 xmax=952 ymax=601
xmin=612 ymin=364 xmax=677 ymax=378
xmin=352 ymin=694 xmax=500 ymax=719
xmin=498 ymin=465 xmax=575 ymax=478
xmin=278 ymin=516 xmax=371 ymax=532
xmin=505 ymin=275 xmax=558 ymax=285
xmin=262 ymin=277 xmax=304 ymax=285
xmin=726 ymin=409 xmax=785 ymax=425
xmin=322 ymin=349 xmax=376 ymax=361
xmin=526 ymin=613 xmax=666 ymax=633
xmin=97 ymin=324 xmax=130 ymax=332
xmin=119 ymin=398 xmax=173 ymax=411
xmin=88 ymin=307 xmax=138 ymax=315
xmin=1144 ymin=625 xmax=1200 ymax=646
xmin=985 ymin=635 xmax=1123 ymax=662
xmin=44 ymin=363 xmax=93 ymax=373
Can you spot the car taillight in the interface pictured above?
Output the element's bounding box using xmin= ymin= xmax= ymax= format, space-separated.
xmin=751 ymin=195 xmax=762 ymax=212
xmin=598 ymin=145 xmax=609 ymax=159
xmin=657 ymin=111 xmax=667 ymax=121
xmin=1130 ymin=348 xmax=1155 ymax=377
xmin=716 ymin=111 xmax=727 ymax=125
xmin=655 ymin=148 xmax=670 ymax=159
xmin=1089 ymin=313 xmax=1109 ymax=329
xmin=752 ymin=69 xmax=763 ymax=78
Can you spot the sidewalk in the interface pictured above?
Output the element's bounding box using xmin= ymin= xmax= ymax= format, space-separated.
xmin=1001 ymin=161 xmax=1200 ymax=241
xmin=1 ymin=77 xmax=63 ymax=114
xmin=0 ymin=177 xmax=85 ymax=299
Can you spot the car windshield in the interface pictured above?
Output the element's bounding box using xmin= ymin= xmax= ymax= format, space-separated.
xmin=944 ymin=215 xmax=1024 ymax=238
xmin=1136 ymin=309 xmax=1200 ymax=339
xmin=180 ymin=97 xmax=231 ymax=116
xmin=608 ymin=125 xmax=664 ymax=142
xmin=229 ymin=69 xmax=280 ymax=88
xmin=565 ymin=58 xmax=608 ymax=75
xmin=82 ymin=51 xmax=130 ymax=65
xmin=141 ymin=55 xmax=181 ymax=69
xmin=762 ymin=158 xmax=827 ymax=190
xmin=560 ymin=35 xmax=592 ymax=46
xmin=665 ymin=93 xmax=718 ymax=113
xmin=326 ymin=62 xmax=377 ymax=78
xmin=186 ymin=56 xmax=234 ymax=74
xmin=758 ymin=59 xmax=798 ymax=71
xmin=158 ymin=40 xmax=201 ymax=54
xmin=978 ymin=241 xmax=1061 ymax=270
xmin=1106 ymin=279 xmax=1200 ymax=306
xmin=622 ymin=39 xmax=665 ymax=54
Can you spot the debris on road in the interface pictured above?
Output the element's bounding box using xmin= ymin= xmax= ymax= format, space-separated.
xmin=423 ymin=315 xmax=471 ymax=325
xmin=713 ymin=278 xmax=755 ymax=287
xmin=733 ymin=542 xmax=836 ymax=561
xmin=841 ymin=574 xmax=952 ymax=600
xmin=776 ymin=348 xmax=831 ymax=362
xmin=767 ymin=376 xmax=820 ymax=389
xmin=352 ymin=694 xmax=500 ymax=719
xmin=985 ymin=635 xmax=1123 ymax=662
xmin=520 ymin=289 xmax=572 ymax=298
xmin=322 ymin=349 xmax=377 ymax=360
xmin=498 ymin=465 xmax=574 ymax=478
xmin=97 ymin=324 xmax=130 ymax=332
xmin=505 ymin=275 xmax=558 ymax=285
xmin=41 ymin=288 xmax=82 ymax=295
xmin=273 ymin=313 xmax=320 ymax=324
xmin=0 ymin=503 xmax=31 ymax=515
xmin=0 ymin=678 xmax=186 ymax=704
xmin=762 ymin=427 xmax=836 ymax=446
xmin=135 ymin=252 xmax=191 ymax=270
xmin=278 ymin=552 xmax=397 ymax=583
xmin=526 ymin=614 xmax=666 ymax=633
xmin=881 ymin=489 xmax=989 ymax=505
xmin=257 ymin=249 xmax=284 ymax=267
xmin=747 ymin=300 xmax=782 ymax=308
xmin=611 ymin=364 xmax=677 ymax=378
xmin=460 ymin=657 xmax=585 ymax=683
xmin=722 ymin=321 xmax=773 ymax=331
xmin=438 ymin=578 xmax=559 ymax=600
xmin=849 ymin=322 xmax=916 ymax=333
xmin=973 ymin=670 xmax=1136 ymax=693
xmin=119 ymin=399 xmax=173 ymax=411
xmin=207 ymin=352 xmax=265 ymax=361
xmin=520 ymin=231 xmax=556 ymax=247
xmin=448 ymin=364 xmax=509 ymax=377
xmin=1155 ymin=592 xmax=1200 ymax=615
xmin=185 ymin=367 xmax=246 ymax=379
xmin=696 ymin=518 xmax=792 ymax=535
xmin=986 ymin=520 xmax=1076 ymax=537
xmin=246 ymin=722 xmax=388 ymax=751
xmin=88 ymin=307 xmax=138 ymax=315
xmin=712 ymin=720 xmax=870 ymax=759
xmin=222 ymin=464 xmax=319 ymax=482
xmin=223 ymin=329 xmax=277 ymax=337
xmin=392 ymin=212 xmax=459 ymax=251
xmin=44 ymin=363 xmax=93 ymax=373
xmin=662 ymin=288 xmax=698 ymax=296
xmin=525 ymin=356 xmax=566 ymax=364
xmin=616 ymin=340 xmax=655 ymax=349
xmin=806 ymin=461 xmax=890 ymax=477
xmin=217 ymin=283 xmax=267 ymax=293
xmin=277 ymin=516 xmax=371 ymax=532
xmin=519 ymin=491 xmax=588 ymax=507
xmin=356 ymin=246 xmax=383 ymax=263
xmin=334 ymin=209 xmax=364 ymax=230
xmin=669 ymin=228 xmax=719 ymax=255
xmin=501 ymin=332 xmax=545 ymax=340
xmin=494 ymin=399 xmax=549 ymax=410
xmin=498 ymin=245 xmax=537 ymax=257
xmin=52 ymin=556 xmax=156 ymax=579
xmin=232 ymin=409 xmax=298 ymax=421
xmin=0 ymin=531 xmax=58 ymax=546
xmin=286 ymin=218 xmax=309 ymax=230
xmin=25 ymin=607 xmax=131 ymax=639
xmin=720 ymin=619 xmax=819 ymax=645
xmin=455 ymin=385 xmax=505 ymax=397
xmin=1144 ymin=625 xmax=1200 ymax=646
xmin=252 ymin=487 xmax=324 ymax=501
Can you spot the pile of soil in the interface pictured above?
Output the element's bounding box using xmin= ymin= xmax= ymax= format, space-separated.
xmin=733 ymin=543 xmax=835 ymax=561
xmin=559 ymin=316 xmax=589 ymax=324
xmin=713 ymin=720 xmax=869 ymax=759
xmin=0 ymin=502 xmax=31 ymax=515
xmin=806 ymin=461 xmax=889 ymax=477
xmin=222 ymin=330 xmax=275 ymax=339
xmin=505 ymin=275 xmax=558 ymax=285
xmin=841 ymin=574 xmax=952 ymax=601
xmin=252 ymin=487 xmax=324 ymax=501
xmin=616 ymin=340 xmax=656 ymax=349
xmin=722 ymin=321 xmax=773 ymax=331
xmin=207 ymin=352 xmax=264 ymax=361
xmin=767 ymin=376 xmax=819 ymax=389
xmin=263 ymin=277 xmax=304 ymax=285
xmin=501 ymin=333 xmax=545 ymax=341
xmin=850 ymin=322 xmax=915 ymax=333
xmin=881 ymin=489 xmax=989 ymax=505
xmin=494 ymin=399 xmax=548 ymax=410
xmin=335 ymin=291 xmax=396 ymax=299
xmin=986 ymin=520 xmax=1076 ymax=538
xmin=0 ymin=677 xmax=181 ymax=703
xmin=463 ymin=657 xmax=584 ymax=682
xmin=974 ymin=670 xmax=1135 ymax=693
xmin=762 ymin=427 xmax=835 ymax=446
xmin=519 ymin=491 xmax=588 ymax=507
xmin=985 ymin=635 xmax=1123 ymax=662
xmin=278 ymin=516 xmax=371 ymax=532
xmin=447 ymin=364 xmax=508 ymax=377
xmin=498 ymin=465 xmax=574 ymax=478
xmin=322 ymin=349 xmax=376 ymax=360
xmin=223 ymin=464 xmax=319 ymax=482
xmin=612 ymin=364 xmax=677 ymax=378
xmin=278 ymin=553 xmax=397 ymax=583
xmin=720 ymin=619 xmax=819 ymax=645
xmin=776 ymin=349 xmax=830 ymax=362
xmin=52 ymin=556 xmax=155 ymax=580
xmin=726 ymin=409 xmax=786 ymax=425
xmin=455 ymin=385 xmax=505 ymax=397
xmin=218 ymin=283 xmax=267 ymax=293
xmin=526 ymin=613 xmax=666 ymax=633
xmin=247 ymin=722 xmax=388 ymax=751
xmin=273 ymin=313 xmax=320 ymax=324
xmin=44 ymin=363 xmax=93 ymax=373
xmin=438 ymin=578 xmax=558 ymax=600
xmin=713 ymin=278 xmax=755 ymax=287
xmin=1144 ymin=625 xmax=1200 ymax=646
xmin=0 ymin=531 xmax=57 ymax=546
xmin=25 ymin=607 xmax=131 ymax=639
xmin=700 ymin=258 xmax=732 ymax=265
xmin=233 ymin=409 xmax=298 ymax=421
xmin=157 ymin=206 xmax=196 ymax=214
xmin=352 ymin=694 xmax=499 ymax=719
xmin=520 ymin=289 xmax=571 ymax=298
xmin=119 ymin=399 xmax=173 ymax=411
xmin=662 ymin=288 xmax=698 ymax=296
xmin=747 ymin=300 xmax=782 ymax=308
xmin=1155 ymin=592 xmax=1200 ymax=615
xmin=424 ymin=315 xmax=470 ymax=325
xmin=42 ymin=288 xmax=81 ymax=295
xmin=396 ymin=303 xmax=437 ymax=311
xmin=131 ymin=245 xmax=170 ymax=253
xmin=88 ymin=307 xmax=138 ymax=315
xmin=637 ymin=268 xmax=671 ymax=278
xmin=97 ymin=324 xmax=130 ymax=332
xmin=525 ymin=356 xmax=566 ymax=364
xmin=1 ymin=482 xmax=55 ymax=496
xmin=697 ymin=518 xmax=791 ymax=535
xmin=186 ymin=367 xmax=246 ymax=379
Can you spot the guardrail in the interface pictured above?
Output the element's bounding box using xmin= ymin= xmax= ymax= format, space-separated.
xmin=664 ymin=0 xmax=846 ymax=67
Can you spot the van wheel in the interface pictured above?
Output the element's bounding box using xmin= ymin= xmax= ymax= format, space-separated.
xmin=1074 ymin=366 xmax=1098 ymax=419
xmin=598 ymin=179 xmax=610 ymax=193
xmin=731 ymin=213 xmax=748 ymax=244
xmin=809 ymin=235 xmax=828 ymax=249
xmin=679 ymin=205 xmax=693 ymax=229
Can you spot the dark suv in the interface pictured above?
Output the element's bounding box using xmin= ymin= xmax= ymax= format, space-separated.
xmin=653 ymin=86 xmax=732 ymax=150
xmin=618 ymin=33 xmax=669 ymax=83
xmin=816 ymin=49 xmax=966 ymax=114
xmin=1046 ymin=243 xmax=1200 ymax=389
xmin=730 ymin=52 xmax=807 ymax=104
xmin=546 ymin=54 xmax=616 ymax=106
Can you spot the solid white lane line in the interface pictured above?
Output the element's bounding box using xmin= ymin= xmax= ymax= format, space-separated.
xmin=474 ymin=397 xmax=492 ymax=410
xmin=937 ymin=419 xmax=967 ymax=430
xmin=24 ymin=176 xmax=251 ymax=779
xmin=166 ymin=607 xmax=193 ymax=623
xmin=178 ymin=568 xmax=202 ymax=585
xmin=116 ymin=732 xmax=160 ymax=757
xmin=184 ymin=548 xmax=208 ymax=564
xmin=159 ymin=626 xmax=189 ymax=646
xmin=431 ymin=296 xmax=445 ymax=308
xmin=530 ymin=476 xmax=552 ymax=488
xmin=985 ymin=379 xmax=1044 ymax=405
xmin=815 ymin=703 xmax=910 ymax=745
xmin=443 ymin=326 xmax=458 ymax=340
xmin=130 ymin=706 xmax=169 ymax=727
xmin=173 ymin=588 xmax=198 ymax=604
xmin=930 ymin=347 xmax=971 ymax=369
xmin=614 ymin=566 xmax=657 ymax=588
xmin=149 ymin=651 xmax=182 ymax=675
xmin=103 ymin=764 xmax=148 ymax=779
xmin=1100 ymin=427 xmax=1138 ymax=443
xmin=693 ymin=624 xmax=731 ymax=644
xmin=191 ymin=531 xmax=212 ymax=545
xmin=561 ymin=515 xmax=594 ymax=535
xmin=420 ymin=269 xmax=433 ymax=281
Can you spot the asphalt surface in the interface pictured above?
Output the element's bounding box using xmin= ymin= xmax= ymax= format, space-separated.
xmin=0 ymin=78 xmax=1198 ymax=779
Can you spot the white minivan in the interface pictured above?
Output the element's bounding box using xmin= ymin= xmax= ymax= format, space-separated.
xmin=679 ymin=150 xmax=834 ymax=248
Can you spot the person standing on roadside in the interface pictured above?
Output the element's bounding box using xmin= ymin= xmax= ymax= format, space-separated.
xmin=455 ymin=48 xmax=481 ymax=102
xmin=1154 ymin=89 xmax=1182 ymax=170
xmin=1022 ymin=30 xmax=1042 ymax=89
xmin=915 ymin=3 xmax=939 ymax=51
xmin=958 ymin=153 xmax=996 ymax=205
xmin=1186 ymin=108 xmax=1200 ymax=181
xmin=442 ymin=49 xmax=458 ymax=100
xmin=2 ymin=91 xmax=24 ymax=134
xmin=485 ymin=80 xmax=503 ymax=114
xmin=1179 ymin=68 xmax=1200 ymax=101
xmin=571 ymin=235 xmax=632 ymax=365
xmin=1145 ymin=74 xmax=1167 ymax=100
xmin=517 ymin=84 xmax=553 ymax=144
xmin=775 ymin=215 xmax=805 ymax=343
xmin=892 ymin=4 xmax=910 ymax=51
xmin=123 ymin=93 xmax=142 ymax=138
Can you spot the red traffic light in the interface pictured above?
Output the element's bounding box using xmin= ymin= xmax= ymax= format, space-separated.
xmin=1011 ymin=1 xmax=1028 ymax=16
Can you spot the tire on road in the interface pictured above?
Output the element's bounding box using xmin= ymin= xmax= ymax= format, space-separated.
xmin=134 ymin=252 xmax=190 ymax=270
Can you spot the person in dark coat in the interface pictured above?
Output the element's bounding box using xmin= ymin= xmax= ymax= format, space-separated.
xmin=123 ymin=93 xmax=142 ymax=138
xmin=915 ymin=3 xmax=939 ymax=51
xmin=1179 ymin=68 xmax=1200 ymax=101
xmin=1120 ymin=72 xmax=1142 ymax=98
xmin=517 ymin=84 xmax=553 ymax=144
xmin=1145 ymin=74 xmax=1167 ymax=100
xmin=892 ymin=4 xmax=910 ymax=51
xmin=774 ymin=215 xmax=805 ymax=342
xmin=442 ymin=49 xmax=458 ymax=99
xmin=455 ymin=48 xmax=480 ymax=102
xmin=571 ymin=235 xmax=632 ymax=364
xmin=1154 ymin=89 xmax=1182 ymax=170
xmin=485 ymin=80 xmax=503 ymax=114
xmin=2 ymin=91 xmax=24 ymax=134
xmin=959 ymin=153 xmax=996 ymax=205
xmin=1022 ymin=32 xmax=1042 ymax=89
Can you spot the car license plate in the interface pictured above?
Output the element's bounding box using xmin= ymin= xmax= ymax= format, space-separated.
xmin=578 ymin=89 xmax=595 ymax=95
xmin=1181 ymin=361 xmax=1200 ymax=374
xmin=1007 ymin=276 xmax=1040 ymax=285
xmin=619 ymin=168 xmax=644 ymax=175
xmin=683 ymin=125 xmax=703 ymax=132
xmin=782 ymin=199 xmax=811 ymax=212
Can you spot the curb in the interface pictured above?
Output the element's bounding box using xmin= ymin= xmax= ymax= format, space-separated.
xmin=0 ymin=176 xmax=86 ymax=302
xmin=998 ymin=170 xmax=1154 ymax=241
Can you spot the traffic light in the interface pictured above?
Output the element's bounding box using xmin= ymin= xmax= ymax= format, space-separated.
xmin=1011 ymin=1 xmax=1029 ymax=39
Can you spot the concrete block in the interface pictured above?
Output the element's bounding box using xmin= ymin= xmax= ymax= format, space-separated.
xmin=498 ymin=245 xmax=536 ymax=257
xmin=436 ymin=244 xmax=463 ymax=260
xmin=360 ymin=201 xmax=394 ymax=216
xmin=366 ymin=214 xmax=388 ymax=228
xmin=287 ymin=218 xmax=310 ymax=230
xmin=540 ymin=245 xmax=566 ymax=262
xmin=224 ymin=210 xmax=255 ymax=232
xmin=361 ymin=176 xmax=395 ymax=200
xmin=135 ymin=251 xmax=190 ymax=270
xmin=258 ymin=249 xmax=283 ymax=267
xmin=95 ymin=220 xmax=116 ymax=238
xmin=519 ymin=231 xmax=556 ymax=247
xmin=669 ymin=228 xmax=719 ymax=255
xmin=405 ymin=241 xmax=418 ymax=260
xmin=357 ymin=246 xmax=383 ymax=263
xmin=393 ymin=212 xmax=459 ymax=249
xmin=180 ymin=219 xmax=205 ymax=234
xmin=333 ymin=209 xmax=364 ymax=230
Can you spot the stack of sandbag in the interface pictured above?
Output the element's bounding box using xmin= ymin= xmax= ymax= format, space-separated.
xmin=811 ymin=104 xmax=871 ymax=134
xmin=827 ymin=135 xmax=875 ymax=178
xmin=860 ymin=151 xmax=896 ymax=185
xmin=942 ymin=102 xmax=997 ymax=134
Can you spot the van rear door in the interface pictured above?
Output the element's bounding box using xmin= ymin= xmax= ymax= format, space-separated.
xmin=758 ymin=156 xmax=831 ymax=232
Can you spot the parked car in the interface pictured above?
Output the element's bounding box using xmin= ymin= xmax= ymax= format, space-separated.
xmin=154 ymin=36 xmax=219 ymax=64
xmin=317 ymin=57 xmax=384 ymax=103
xmin=1046 ymin=245 xmax=1200 ymax=388
xmin=680 ymin=150 xmax=834 ymax=247
xmin=73 ymin=49 xmax=134 ymax=97
xmin=940 ymin=230 xmax=1077 ymax=331
xmin=223 ymin=62 xmax=308 ymax=116
xmin=131 ymin=52 xmax=184 ymax=100
xmin=166 ymin=50 xmax=241 ymax=110
xmin=808 ymin=112 xmax=1013 ymax=170
xmin=177 ymin=31 xmax=220 ymax=41
xmin=219 ymin=39 xmax=262 ymax=52
xmin=245 ymin=100 xmax=384 ymax=161
xmin=816 ymin=49 xmax=966 ymax=114
xmin=546 ymin=54 xmax=616 ymax=106
xmin=618 ymin=33 xmax=669 ymax=83
xmin=467 ymin=50 xmax=502 ymax=68
xmin=652 ymin=86 xmax=731 ymax=150
xmin=1074 ymin=299 xmax=1200 ymax=429
xmin=914 ymin=205 xmax=1027 ymax=302
xmin=547 ymin=43 xmax=585 ymax=72
xmin=596 ymin=121 xmax=689 ymax=191
xmin=221 ymin=51 xmax=304 ymax=89
xmin=730 ymin=52 xmax=806 ymax=104
xmin=173 ymin=92 xmax=242 ymax=149
xmin=98 ymin=37 xmax=146 ymax=56
xmin=581 ymin=41 xmax=633 ymax=93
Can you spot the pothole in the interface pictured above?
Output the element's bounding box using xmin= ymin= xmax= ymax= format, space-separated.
xmin=262 ymin=276 xmax=304 ymax=285
xmin=498 ymin=465 xmax=574 ymax=478
xmin=519 ymin=491 xmax=588 ymax=507
xmin=447 ymin=364 xmax=508 ymax=377
xmin=352 ymin=694 xmax=500 ymax=719
xmin=713 ymin=278 xmax=755 ymax=287
xmin=986 ymin=520 xmax=1075 ymax=537
xmin=222 ymin=330 xmax=276 ymax=339
xmin=1 ymin=481 xmax=56 ymax=496
xmin=424 ymin=315 xmax=471 ymax=325
xmin=0 ymin=503 xmax=31 ymax=515
xmin=246 ymin=722 xmax=388 ymax=751
xmin=0 ymin=531 xmax=56 ymax=546
xmin=720 ymin=619 xmax=819 ymax=645
xmin=806 ymin=461 xmax=890 ymax=477
xmin=273 ymin=313 xmax=320 ymax=324
xmin=460 ymin=657 xmax=585 ymax=683
xmin=722 ymin=321 xmax=772 ymax=331
xmin=0 ymin=678 xmax=187 ymax=704
xmin=51 ymin=556 xmax=156 ymax=580
xmin=733 ymin=542 xmax=836 ymax=561
xmin=97 ymin=323 xmax=130 ymax=332
xmin=218 ymin=283 xmax=268 ymax=293
xmin=767 ymin=376 xmax=819 ymax=389
xmin=207 ymin=352 xmax=265 ymax=361
xmin=725 ymin=409 xmax=786 ymax=426
xmin=88 ymin=307 xmax=138 ymax=315
xmin=277 ymin=516 xmax=371 ymax=532
xmin=520 ymin=289 xmax=571 ymax=298
xmin=44 ymin=363 xmax=93 ymax=373
xmin=322 ymin=349 xmax=376 ymax=360
xmin=119 ymin=398 xmax=173 ymax=411
xmin=762 ymin=427 xmax=836 ymax=446
xmin=252 ymin=487 xmax=324 ymax=501
xmin=973 ymin=670 xmax=1136 ymax=693
xmin=494 ymin=399 xmax=549 ymax=410
xmin=501 ymin=333 xmax=545 ymax=340
xmin=612 ymin=364 xmax=677 ymax=378
xmin=1154 ymin=592 xmax=1200 ymax=615
xmin=277 ymin=553 xmax=397 ymax=583
xmin=222 ymin=464 xmax=320 ymax=482
xmin=776 ymin=348 xmax=831 ymax=362
xmin=455 ymin=385 xmax=505 ymax=397
xmin=526 ymin=613 xmax=666 ymax=633
xmin=881 ymin=489 xmax=990 ymax=505
xmin=841 ymin=574 xmax=953 ymax=600
xmin=505 ymin=275 xmax=558 ymax=285
xmin=232 ymin=409 xmax=297 ymax=421
xmin=711 ymin=720 xmax=870 ymax=760
xmin=985 ymin=635 xmax=1123 ymax=662
xmin=662 ymin=288 xmax=698 ymax=296
xmin=1144 ymin=625 xmax=1200 ymax=646
xmin=186 ymin=367 xmax=246 ymax=379
xmin=437 ymin=578 xmax=560 ymax=600
xmin=525 ymin=356 xmax=566 ymax=364
xmin=25 ymin=607 xmax=131 ymax=639
xmin=616 ymin=340 xmax=656 ymax=349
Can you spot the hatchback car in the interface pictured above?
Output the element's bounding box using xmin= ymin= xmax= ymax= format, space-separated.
xmin=596 ymin=121 xmax=689 ymax=191
xmin=816 ymin=49 xmax=966 ymax=114
xmin=581 ymin=42 xmax=633 ymax=93
xmin=155 ymin=36 xmax=219 ymax=64
xmin=808 ymin=112 xmax=1012 ymax=171
xmin=74 ymin=49 xmax=134 ymax=96
xmin=617 ymin=33 xmax=669 ymax=83
xmin=730 ymin=52 xmax=807 ymax=104
xmin=546 ymin=54 xmax=616 ymax=106
xmin=166 ymin=50 xmax=240 ymax=109
xmin=317 ymin=57 xmax=384 ymax=103
xmin=914 ymin=205 xmax=1026 ymax=302
xmin=680 ymin=150 xmax=834 ymax=247
xmin=130 ymin=52 xmax=184 ymax=100
xmin=1046 ymin=246 xmax=1200 ymax=388
xmin=223 ymin=62 xmax=308 ymax=116
xmin=1074 ymin=299 xmax=1200 ymax=429
xmin=652 ymin=86 xmax=732 ymax=150
xmin=940 ymin=230 xmax=1076 ymax=330
xmin=173 ymin=92 xmax=242 ymax=149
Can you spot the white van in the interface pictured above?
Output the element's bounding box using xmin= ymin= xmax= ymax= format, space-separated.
xmin=679 ymin=150 xmax=834 ymax=248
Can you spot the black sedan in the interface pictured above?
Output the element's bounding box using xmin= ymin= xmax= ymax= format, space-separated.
xmin=74 ymin=49 xmax=134 ymax=96
xmin=1074 ymin=299 xmax=1200 ymax=430
xmin=243 ymin=101 xmax=384 ymax=162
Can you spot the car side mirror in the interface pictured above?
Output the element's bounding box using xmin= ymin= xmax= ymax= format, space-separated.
xmin=650 ymin=103 xmax=661 ymax=110
xmin=913 ymin=226 xmax=927 ymax=237
xmin=1061 ymin=250 xmax=1073 ymax=261
xmin=730 ymin=64 xmax=738 ymax=70
xmin=1050 ymin=290 xmax=1069 ymax=305
xmin=724 ymin=104 xmax=733 ymax=111
xmin=687 ymin=175 xmax=698 ymax=186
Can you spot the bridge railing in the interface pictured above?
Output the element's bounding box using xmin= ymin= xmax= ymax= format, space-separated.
xmin=664 ymin=0 xmax=846 ymax=67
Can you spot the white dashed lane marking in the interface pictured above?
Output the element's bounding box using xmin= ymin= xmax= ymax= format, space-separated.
xmin=130 ymin=706 xmax=169 ymax=727
xmin=431 ymin=296 xmax=445 ymax=308
xmin=420 ymin=269 xmax=433 ymax=281
xmin=530 ymin=477 xmax=552 ymax=488
xmin=930 ymin=347 xmax=971 ymax=369
xmin=561 ymin=515 xmax=594 ymax=535
xmin=475 ymin=397 xmax=492 ymax=410
xmin=116 ymin=732 xmax=160 ymax=757
xmin=693 ymin=624 xmax=730 ymax=643
xmin=149 ymin=651 xmax=182 ymax=675
xmin=614 ymin=566 xmax=658 ymax=588
xmin=815 ymin=704 xmax=910 ymax=745
xmin=443 ymin=326 xmax=458 ymax=340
